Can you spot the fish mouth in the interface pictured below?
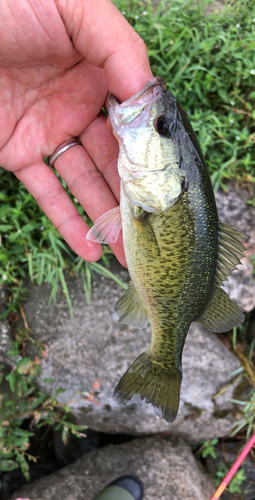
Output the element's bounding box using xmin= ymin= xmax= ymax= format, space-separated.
xmin=109 ymin=76 xmax=166 ymax=127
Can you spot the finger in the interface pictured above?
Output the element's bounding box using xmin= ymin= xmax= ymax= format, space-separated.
xmin=57 ymin=0 xmax=153 ymax=101
xmin=14 ymin=159 xmax=103 ymax=263
xmin=79 ymin=111 xmax=120 ymax=200
xmin=51 ymin=140 xmax=127 ymax=267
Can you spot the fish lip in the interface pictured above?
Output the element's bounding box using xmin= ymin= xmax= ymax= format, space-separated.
xmin=109 ymin=76 xmax=166 ymax=128
xmin=117 ymin=76 xmax=166 ymax=106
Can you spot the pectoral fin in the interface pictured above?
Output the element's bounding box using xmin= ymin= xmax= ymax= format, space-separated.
xmin=197 ymin=285 xmax=245 ymax=332
xmin=113 ymin=282 xmax=148 ymax=329
xmin=86 ymin=206 xmax=122 ymax=244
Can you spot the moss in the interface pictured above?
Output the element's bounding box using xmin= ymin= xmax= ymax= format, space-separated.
xmin=212 ymin=408 xmax=231 ymax=419
xmin=104 ymin=404 xmax=112 ymax=412
xmin=184 ymin=403 xmax=204 ymax=420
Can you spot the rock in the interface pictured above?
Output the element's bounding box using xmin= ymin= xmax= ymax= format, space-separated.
xmin=215 ymin=183 xmax=255 ymax=246
xmin=0 ymin=284 xmax=13 ymax=362
xmin=9 ymin=436 xmax=215 ymax=500
xmin=0 ymin=285 xmax=15 ymax=399
xmin=215 ymin=182 xmax=255 ymax=313
xmin=18 ymin=261 xmax=241 ymax=443
xmin=223 ymin=257 xmax=255 ymax=314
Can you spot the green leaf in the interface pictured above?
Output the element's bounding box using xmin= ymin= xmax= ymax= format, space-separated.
xmin=0 ymin=459 xmax=19 ymax=471
xmin=210 ymin=438 xmax=218 ymax=446
xmin=42 ymin=378 xmax=55 ymax=384
xmin=12 ymin=428 xmax=34 ymax=439
xmin=54 ymin=387 xmax=66 ymax=395
xmin=29 ymin=392 xmax=48 ymax=411
xmin=0 ymin=224 xmax=13 ymax=231
xmin=15 ymin=452 xmax=30 ymax=481
xmin=5 ymin=371 xmax=16 ymax=392
xmin=61 ymin=426 xmax=69 ymax=446
xmin=90 ymin=262 xmax=128 ymax=290
xmin=16 ymin=357 xmax=31 ymax=374
xmin=59 ymin=268 xmax=73 ymax=316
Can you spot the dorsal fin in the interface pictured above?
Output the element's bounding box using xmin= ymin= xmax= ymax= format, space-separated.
xmin=197 ymin=221 xmax=246 ymax=332
xmin=216 ymin=222 xmax=246 ymax=286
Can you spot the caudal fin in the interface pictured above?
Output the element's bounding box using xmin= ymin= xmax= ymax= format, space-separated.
xmin=113 ymin=352 xmax=182 ymax=423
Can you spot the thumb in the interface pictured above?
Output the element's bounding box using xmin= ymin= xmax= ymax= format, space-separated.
xmin=56 ymin=0 xmax=153 ymax=101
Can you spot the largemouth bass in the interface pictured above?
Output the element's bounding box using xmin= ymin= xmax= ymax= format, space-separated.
xmin=87 ymin=77 xmax=246 ymax=422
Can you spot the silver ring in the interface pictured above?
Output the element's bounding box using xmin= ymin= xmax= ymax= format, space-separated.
xmin=48 ymin=138 xmax=81 ymax=168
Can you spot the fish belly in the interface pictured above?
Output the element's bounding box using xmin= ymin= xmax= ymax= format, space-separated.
xmin=121 ymin=189 xmax=218 ymax=368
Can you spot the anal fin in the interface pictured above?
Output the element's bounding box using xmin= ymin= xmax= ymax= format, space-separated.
xmin=86 ymin=206 xmax=122 ymax=244
xmin=197 ymin=285 xmax=245 ymax=333
xmin=113 ymin=282 xmax=148 ymax=329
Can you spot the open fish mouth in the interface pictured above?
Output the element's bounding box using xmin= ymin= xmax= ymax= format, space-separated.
xmin=109 ymin=76 xmax=166 ymax=127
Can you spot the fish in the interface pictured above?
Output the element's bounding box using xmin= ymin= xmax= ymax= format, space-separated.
xmin=86 ymin=76 xmax=246 ymax=423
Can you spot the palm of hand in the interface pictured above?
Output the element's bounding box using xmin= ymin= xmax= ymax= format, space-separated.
xmin=1 ymin=59 xmax=107 ymax=168
xmin=0 ymin=54 xmax=123 ymax=263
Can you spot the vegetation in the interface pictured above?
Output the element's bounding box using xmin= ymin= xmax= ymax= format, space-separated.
xmin=0 ymin=323 xmax=87 ymax=484
xmin=196 ymin=439 xmax=247 ymax=495
xmin=1 ymin=0 xmax=255 ymax=490
xmin=230 ymin=324 xmax=255 ymax=440
xmin=0 ymin=170 xmax=126 ymax=316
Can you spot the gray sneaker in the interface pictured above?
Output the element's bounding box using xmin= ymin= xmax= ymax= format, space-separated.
xmin=93 ymin=475 xmax=144 ymax=500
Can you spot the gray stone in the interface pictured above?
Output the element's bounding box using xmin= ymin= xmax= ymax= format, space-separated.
xmin=0 ymin=285 xmax=14 ymax=398
xmin=10 ymin=436 xmax=215 ymax=500
xmin=216 ymin=182 xmax=255 ymax=312
xmin=215 ymin=183 xmax=255 ymax=246
xmin=223 ymin=257 xmax=255 ymax=313
xmin=18 ymin=261 xmax=241 ymax=443
xmin=0 ymin=284 xmax=13 ymax=361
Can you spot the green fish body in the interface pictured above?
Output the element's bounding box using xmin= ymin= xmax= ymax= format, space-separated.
xmin=87 ymin=77 xmax=246 ymax=422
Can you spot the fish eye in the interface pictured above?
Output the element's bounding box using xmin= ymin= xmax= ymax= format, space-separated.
xmin=155 ymin=115 xmax=175 ymax=137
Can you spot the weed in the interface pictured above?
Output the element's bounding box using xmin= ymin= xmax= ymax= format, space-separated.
xmin=0 ymin=169 xmax=126 ymax=316
xmin=196 ymin=442 xmax=247 ymax=496
xmin=227 ymin=322 xmax=255 ymax=440
xmin=215 ymin=461 xmax=246 ymax=495
xmin=0 ymin=327 xmax=87 ymax=483
xmin=199 ymin=438 xmax=219 ymax=459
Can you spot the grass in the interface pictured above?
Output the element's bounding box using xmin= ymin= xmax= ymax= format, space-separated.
xmin=0 ymin=325 xmax=87 ymax=484
xmin=0 ymin=169 xmax=127 ymax=318
xmin=116 ymin=0 xmax=255 ymax=190
xmin=1 ymin=0 xmax=255 ymax=489
xmin=229 ymin=323 xmax=255 ymax=440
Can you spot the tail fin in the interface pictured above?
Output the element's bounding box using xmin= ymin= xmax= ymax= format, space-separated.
xmin=113 ymin=351 xmax=182 ymax=423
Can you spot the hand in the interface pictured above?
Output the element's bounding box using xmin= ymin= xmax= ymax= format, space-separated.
xmin=0 ymin=0 xmax=152 ymax=267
